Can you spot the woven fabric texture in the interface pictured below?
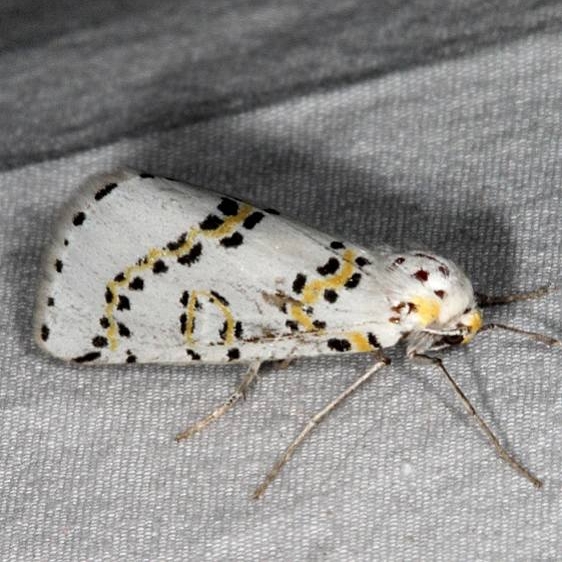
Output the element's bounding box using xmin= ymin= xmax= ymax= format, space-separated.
xmin=1 ymin=3 xmax=561 ymax=560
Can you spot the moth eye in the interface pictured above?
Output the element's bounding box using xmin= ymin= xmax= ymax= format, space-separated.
xmin=442 ymin=334 xmax=464 ymax=346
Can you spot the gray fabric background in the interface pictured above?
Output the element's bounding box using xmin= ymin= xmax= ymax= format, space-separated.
xmin=1 ymin=2 xmax=561 ymax=560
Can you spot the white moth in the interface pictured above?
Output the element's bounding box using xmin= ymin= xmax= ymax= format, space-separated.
xmin=36 ymin=170 xmax=559 ymax=498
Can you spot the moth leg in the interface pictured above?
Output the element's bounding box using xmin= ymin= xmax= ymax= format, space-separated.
xmin=413 ymin=353 xmax=542 ymax=489
xmin=476 ymin=285 xmax=555 ymax=307
xmin=253 ymin=354 xmax=390 ymax=500
xmin=175 ymin=360 xmax=262 ymax=442
xmin=275 ymin=357 xmax=296 ymax=370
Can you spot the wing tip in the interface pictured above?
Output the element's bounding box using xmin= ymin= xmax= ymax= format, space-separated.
xmin=78 ymin=167 xmax=140 ymax=196
xmin=34 ymin=168 xmax=144 ymax=362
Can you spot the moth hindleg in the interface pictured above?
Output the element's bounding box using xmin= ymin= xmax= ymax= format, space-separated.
xmin=253 ymin=352 xmax=390 ymax=500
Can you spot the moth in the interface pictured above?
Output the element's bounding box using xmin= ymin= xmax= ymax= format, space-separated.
xmin=36 ymin=169 xmax=560 ymax=498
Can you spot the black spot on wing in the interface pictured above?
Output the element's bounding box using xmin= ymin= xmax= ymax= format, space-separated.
xmin=317 ymin=258 xmax=340 ymax=276
xmin=292 ymin=273 xmax=306 ymax=294
xmin=126 ymin=354 xmax=137 ymax=364
xmin=152 ymin=260 xmax=168 ymax=274
xmin=313 ymin=320 xmax=326 ymax=330
xmin=243 ymin=212 xmax=264 ymax=230
xmin=73 ymin=351 xmax=101 ymax=363
xmin=95 ymin=182 xmax=117 ymax=201
xmin=167 ymin=232 xmax=187 ymax=251
xmin=139 ymin=172 xmax=154 ymax=178
xmin=368 ymin=333 xmax=380 ymax=348
xmin=210 ymin=291 xmax=229 ymax=306
xmin=178 ymin=242 xmax=202 ymax=266
xmin=117 ymin=295 xmax=130 ymax=311
xmin=99 ymin=316 xmax=110 ymax=329
xmin=324 ymin=289 xmax=338 ymax=303
xmin=218 ymin=198 xmax=239 ymax=216
xmin=330 ymin=241 xmax=345 ymax=249
xmin=105 ymin=288 xmax=114 ymax=304
xmin=92 ymin=335 xmax=108 ymax=348
xmin=327 ymin=338 xmax=351 ymax=352
xmin=47 ymin=297 xmax=54 ymax=307
xmin=285 ymin=319 xmax=299 ymax=332
xmin=114 ymin=272 xmax=125 ymax=282
xmin=73 ymin=212 xmax=86 ymax=226
xmin=220 ymin=232 xmax=243 ymax=248
xmin=180 ymin=291 xmax=189 ymax=307
xmin=41 ymin=324 xmax=49 ymax=341
xmin=200 ymin=215 xmax=224 ymax=230
xmin=344 ymin=273 xmax=361 ymax=289
xmin=129 ymin=277 xmax=144 ymax=291
xmin=227 ymin=348 xmax=240 ymax=361
xmin=186 ymin=349 xmax=201 ymax=361
xmin=117 ymin=323 xmax=131 ymax=337
xmin=234 ymin=321 xmax=243 ymax=339
xmin=55 ymin=259 xmax=63 ymax=273
xmin=355 ymin=256 xmax=371 ymax=267
xmin=219 ymin=321 xmax=228 ymax=341
xmin=179 ymin=313 xmax=187 ymax=335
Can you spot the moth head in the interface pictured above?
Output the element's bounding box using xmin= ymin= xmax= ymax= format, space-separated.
xmin=388 ymin=250 xmax=483 ymax=355
xmin=405 ymin=305 xmax=483 ymax=354
xmin=434 ymin=306 xmax=483 ymax=347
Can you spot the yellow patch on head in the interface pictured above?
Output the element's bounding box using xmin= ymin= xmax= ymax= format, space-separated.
xmin=410 ymin=296 xmax=441 ymax=327
xmin=462 ymin=310 xmax=483 ymax=344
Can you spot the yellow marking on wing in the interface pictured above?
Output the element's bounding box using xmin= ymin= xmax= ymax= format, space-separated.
xmin=301 ymin=249 xmax=356 ymax=305
xmin=410 ymin=296 xmax=441 ymax=326
xmin=289 ymin=249 xmax=358 ymax=332
xmin=289 ymin=303 xmax=315 ymax=331
xmin=462 ymin=310 xmax=483 ymax=344
xmin=184 ymin=290 xmax=235 ymax=345
xmin=347 ymin=332 xmax=372 ymax=352
xmin=205 ymin=204 xmax=254 ymax=238
xmin=186 ymin=291 xmax=198 ymax=345
xmin=102 ymin=202 xmax=252 ymax=351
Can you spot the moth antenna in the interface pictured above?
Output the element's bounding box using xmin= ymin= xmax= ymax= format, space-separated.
xmin=413 ymin=353 xmax=542 ymax=489
xmin=480 ymin=323 xmax=561 ymax=348
xmin=476 ymin=285 xmax=557 ymax=307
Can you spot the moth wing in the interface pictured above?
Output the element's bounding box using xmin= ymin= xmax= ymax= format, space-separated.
xmin=36 ymin=171 xmax=402 ymax=364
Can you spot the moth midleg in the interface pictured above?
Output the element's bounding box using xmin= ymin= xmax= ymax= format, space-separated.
xmin=413 ymin=353 xmax=542 ymax=488
xmin=253 ymin=354 xmax=390 ymax=500
xmin=175 ymin=360 xmax=262 ymax=442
